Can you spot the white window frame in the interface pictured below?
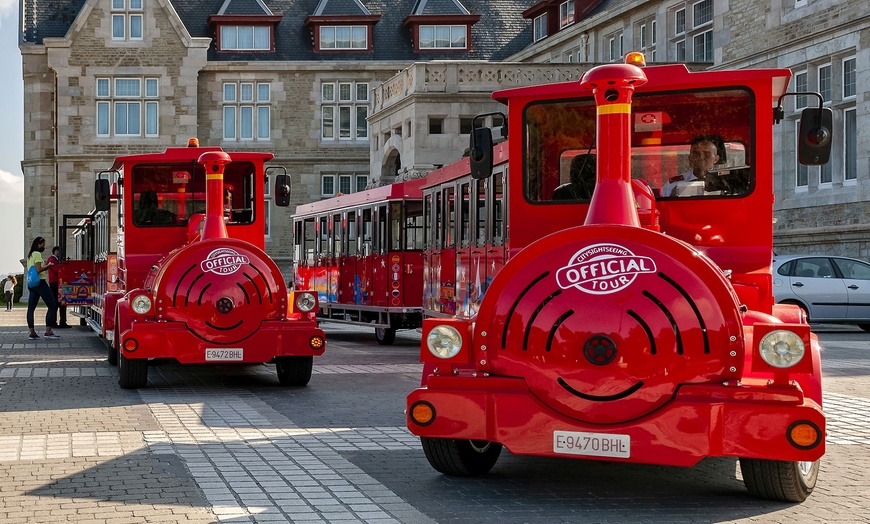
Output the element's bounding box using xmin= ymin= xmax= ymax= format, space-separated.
xmin=842 ymin=56 xmax=856 ymax=99
xmin=675 ymin=8 xmax=686 ymax=36
xmin=222 ymin=81 xmax=271 ymax=141
xmin=355 ymin=175 xmax=368 ymax=192
xmin=321 ymin=174 xmax=336 ymax=196
xmin=817 ymin=63 xmax=832 ymax=103
xmin=319 ymin=26 xmax=368 ymax=50
xmin=95 ymin=75 xmax=158 ymax=138
xmin=640 ymin=24 xmax=647 ymax=49
xmin=220 ymin=25 xmax=271 ymax=51
xmin=418 ymin=25 xmax=468 ymax=49
xmin=533 ymin=13 xmax=548 ymax=42
xmin=111 ymin=0 xmax=144 ymax=41
xmin=794 ymin=70 xmax=808 ymax=110
xmin=692 ymin=0 xmax=713 ymax=28
xmin=675 ymin=39 xmax=686 ymax=61
xmin=651 ymin=20 xmax=657 ymax=45
xmin=692 ymin=29 xmax=712 ymax=61
xmin=321 ymin=81 xmax=370 ymax=142
xmin=794 ymin=120 xmax=808 ymax=191
xmin=559 ymin=1 xmax=575 ymax=29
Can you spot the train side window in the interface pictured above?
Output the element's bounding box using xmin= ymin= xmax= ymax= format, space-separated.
xmin=445 ymin=187 xmax=456 ymax=249
xmin=377 ymin=204 xmax=388 ymax=255
xmin=293 ymin=220 xmax=302 ymax=261
xmin=390 ymin=202 xmax=403 ymax=251
xmin=423 ymin=193 xmax=432 ymax=250
xmin=405 ymin=201 xmax=424 ymax=251
xmin=475 ymin=178 xmax=487 ymax=246
xmin=346 ymin=211 xmax=358 ymax=256
xmin=459 ymin=182 xmax=471 ymax=247
xmin=303 ymin=218 xmax=316 ymax=262
xmin=332 ymin=214 xmax=342 ymax=257
xmin=361 ymin=208 xmax=373 ymax=256
xmin=223 ymin=163 xmax=255 ymax=224
xmin=435 ymin=191 xmax=443 ymax=249
xmin=491 ymin=169 xmax=505 ymax=246
xmin=318 ymin=216 xmax=328 ymax=257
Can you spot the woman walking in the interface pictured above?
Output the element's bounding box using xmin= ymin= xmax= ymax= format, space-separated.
xmin=25 ymin=236 xmax=60 ymax=340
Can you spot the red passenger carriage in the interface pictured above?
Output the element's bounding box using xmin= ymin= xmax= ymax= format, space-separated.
xmin=67 ymin=140 xmax=325 ymax=388
xmin=406 ymin=54 xmax=832 ymax=502
xmin=292 ymin=178 xmax=426 ymax=344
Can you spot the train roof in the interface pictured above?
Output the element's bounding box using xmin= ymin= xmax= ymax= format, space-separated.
xmin=492 ymin=63 xmax=792 ymax=106
xmin=293 ymin=176 xmax=427 ymax=217
xmin=110 ymin=146 xmax=274 ymax=170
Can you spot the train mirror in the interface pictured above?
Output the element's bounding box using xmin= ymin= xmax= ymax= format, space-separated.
xmin=94 ymin=179 xmax=110 ymax=212
xmin=798 ymin=107 xmax=833 ymax=166
xmin=274 ymin=173 xmax=291 ymax=207
xmin=469 ymin=127 xmax=494 ymax=180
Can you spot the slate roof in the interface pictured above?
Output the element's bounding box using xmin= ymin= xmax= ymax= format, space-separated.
xmin=21 ymin=0 xmax=535 ymax=62
xmin=218 ymin=0 xmax=274 ymax=16
xmin=313 ymin=0 xmax=372 ymax=15
xmin=410 ymin=0 xmax=470 ymax=15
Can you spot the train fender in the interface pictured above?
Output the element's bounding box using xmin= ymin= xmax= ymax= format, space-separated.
xmin=102 ymin=291 xmax=124 ymax=338
xmin=114 ymin=295 xmax=134 ymax=342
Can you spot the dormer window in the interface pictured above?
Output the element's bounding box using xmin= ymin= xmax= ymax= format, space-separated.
xmin=419 ymin=25 xmax=467 ymax=49
xmin=533 ymin=13 xmax=548 ymax=42
xmin=208 ymin=0 xmax=281 ymax=54
xmin=319 ymin=25 xmax=369 ymax=50
xmin=559 ymin=1 xmax=575 ymax=28
xmin=220 ymin=25 xmax=271 ymax=51
xmin=112 ymin=0 xmax=143 ymax=41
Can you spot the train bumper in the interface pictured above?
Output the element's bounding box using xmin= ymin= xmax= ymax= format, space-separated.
xmin=407 ymin=376 xmax=825 ymax=467
xmin=119 ymin=320 xmax=325 ymax=363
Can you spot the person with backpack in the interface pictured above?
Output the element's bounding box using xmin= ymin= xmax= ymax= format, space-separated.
xmin=25 ymin=236 xmax=60 ymax=340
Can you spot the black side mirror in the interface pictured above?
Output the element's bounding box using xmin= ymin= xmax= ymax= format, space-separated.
xmin=798 ymin=107 xmax=833 ymax=165
xmin=470 ymin=127 xmax=494 ymax=180
xmin=274 ymin=173 xmax=291 ymax=207
xmin=94 ymin=179 xmax=110 ymax=212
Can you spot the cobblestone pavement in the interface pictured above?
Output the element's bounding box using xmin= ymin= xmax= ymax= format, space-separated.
xmin=0 ymin=307 xmax=868 ymax=523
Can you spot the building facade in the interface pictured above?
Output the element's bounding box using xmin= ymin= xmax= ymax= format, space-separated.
xmin=18 ymin=0 xmax=534 ymax=275
xmin=506 ymin=0 xmax=870 ymax=258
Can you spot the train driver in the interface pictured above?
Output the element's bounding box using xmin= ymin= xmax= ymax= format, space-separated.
xmin=660 ymin=134 xmax=726 ymax=197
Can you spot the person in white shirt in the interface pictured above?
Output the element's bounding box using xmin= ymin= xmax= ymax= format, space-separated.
xmin=661 ymin=135 xmax=724 ymax=197
xmin=3 ymin=275 xmax=15 ymax=311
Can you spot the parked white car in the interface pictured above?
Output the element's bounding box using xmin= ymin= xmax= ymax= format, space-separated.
xmin=772 ymin=254 xmax=870 ymax=331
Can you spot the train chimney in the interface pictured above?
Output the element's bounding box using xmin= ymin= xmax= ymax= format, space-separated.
xmin=579 ymin=59 xmax=648 ymax=227
xmin=198 ymin=151 xmax=232 ymax=240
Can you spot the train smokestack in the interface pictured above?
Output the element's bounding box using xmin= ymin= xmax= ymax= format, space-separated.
xmin=579 ymin=62 xmax=648 ymax=227
xmin=198 ymin=151 xmax=232 ymax=240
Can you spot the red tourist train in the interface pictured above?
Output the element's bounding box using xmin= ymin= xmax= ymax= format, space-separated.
xmin=405 ymin=53 xmax=832 ymax=502
xmin=63 ymin=140 xmax=325 ymax=389
xmin=292 ymin=178 xmax=426 ymax=344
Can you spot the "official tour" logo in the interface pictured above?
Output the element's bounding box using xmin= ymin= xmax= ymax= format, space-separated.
xmin=200 ymin=248 xmax=250 ymax=275
xmin=556 ymin=243 xmax=656 ymax=295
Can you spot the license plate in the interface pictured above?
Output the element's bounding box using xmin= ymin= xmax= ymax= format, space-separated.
xmin=553 ymin=430 xmax=630 ymax=458
xmin=205 ymin=348 xmax=244 ymax=361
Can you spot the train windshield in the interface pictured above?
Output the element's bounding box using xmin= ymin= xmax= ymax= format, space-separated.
xmin=524 ymin=87 xmax=754 ymax=202
xmin=130 ymin=161 xmax=257 ymax=227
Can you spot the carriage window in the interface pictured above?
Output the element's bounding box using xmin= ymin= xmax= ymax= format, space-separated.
xmin=332 ymin=214 xmax=342 ymax=256
xmin=523 ymin=88 xmax=754 ymax=202
xmin=475 ymin=179 xmax=487 ymax=246
xmin=318 ymin=216 xmax=328 ymax=256
xmin=303 ymin=218 xmax=316 ymax=262
xmin=445 ymin=187 xmax=456 ymax=248
xmin=459 ymin=182 xmax=471 ymax=247
xmin=361 ymin=208 xmax=373 ymax=256
xmin=406 ymin=201 xmax=424 ymax=250
xmin=390 ymin=202 xmax=403 ymax=251
xmin=346 ymin=211 xmax=358 ymax=256
xmin=377 ymin=205 xmax=388 ymax=255
xmin=491 ymin=169 xmax=505 ymax=245
xmin=423 ymin=193 xmax=432 ymax=249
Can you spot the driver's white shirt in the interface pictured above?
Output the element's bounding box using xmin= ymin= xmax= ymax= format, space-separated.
xmin=661 ymin=171 xmax=699 ymax=197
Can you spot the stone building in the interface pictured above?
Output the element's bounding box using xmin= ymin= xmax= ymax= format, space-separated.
xmin=505 ymin=0 xmax=870 ymax=258
xmin=18 ymin=0 xmax=534 ymax=274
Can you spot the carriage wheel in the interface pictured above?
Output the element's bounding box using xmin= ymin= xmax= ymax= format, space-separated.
xmin=375 ymin=327 xmax=396 ymax=346
xmin=740 ymin=458 xmax=819 ymax=502
xmin=276 ymin=356 xmax=313 ymax=386
xmin=421 ymin=437 xmax=502 ymax=476
xmin=118 ymin=352 xmax=148 ymax=389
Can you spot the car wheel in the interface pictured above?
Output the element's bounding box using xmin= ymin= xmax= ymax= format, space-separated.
xmin=740 ymin=458 xmax=818 ymax=502
xmin=420 ymin=437 xmax=502 ymax=476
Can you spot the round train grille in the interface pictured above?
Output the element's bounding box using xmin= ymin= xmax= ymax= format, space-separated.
xmin=583 ymin=335 xmax=617 ymax=365
xmin=216 ymin=297 xmax=234 ymax=314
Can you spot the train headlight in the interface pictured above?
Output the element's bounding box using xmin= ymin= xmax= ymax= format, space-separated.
xmin=759 ymin=329 xmax=805 ymax=368
xmin=295 ymin=292 xmax=317 ymax=313
xmin=131 ymin=294 xmax=152 ymax=315
xmin=426 ymin=325 xmax=463 ymax=359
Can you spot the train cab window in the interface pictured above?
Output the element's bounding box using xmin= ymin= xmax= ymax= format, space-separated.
xmin=361 ymin=208 xmax=373 ymax=256
xmin=405 ymin=201 xmax=424 ymax=250
xmin=346 ymin=212 xmax=359 ymax=256
xmin=475 ymin=179 xmax=486 ymax=246
xmin=523 ymin=88 xmax=754 ymax=202
xmin=459 ymin=182 xmax=471 ymax=247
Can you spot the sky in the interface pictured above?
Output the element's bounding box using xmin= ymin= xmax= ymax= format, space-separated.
xmin=0 ymin=0 xmax=24 ymax=276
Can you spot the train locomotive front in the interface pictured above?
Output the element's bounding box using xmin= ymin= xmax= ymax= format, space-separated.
xmin=111 ymin=150 xmax=325 ymax=389
xmin=407 ymin=58 xmax=825 ymax=502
